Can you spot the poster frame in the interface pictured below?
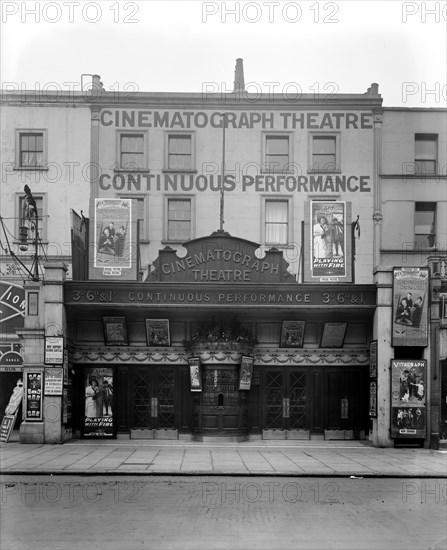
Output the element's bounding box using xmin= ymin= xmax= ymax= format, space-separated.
xmin=188 ymin=357 xmax=202 ymax=392
xmin=239 ymin=356 xmax=254 ymax=390
xmin=280 ymin=321 xmax=305 ymax=348
xmin=103 ymin=316 xmax=128 ymax=346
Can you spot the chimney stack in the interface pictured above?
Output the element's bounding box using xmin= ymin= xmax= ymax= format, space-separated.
xmin=233 ymin=58 xmax=245 ymax=92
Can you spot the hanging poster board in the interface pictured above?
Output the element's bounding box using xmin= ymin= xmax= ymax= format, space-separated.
xmin=82 ymin=367 xmax=115 ymax=438
xmin=239 ymin=356 xmax=254 ymax=390
xmin=25 ymin=372 xmax=43 ymax=421
xmin=188 ymin=357 xmax=202 ymax=392
xmin=392 ymin=268 xmax=429 ymax=347
xmin=390 ymin=359 xmax=426 ymax=438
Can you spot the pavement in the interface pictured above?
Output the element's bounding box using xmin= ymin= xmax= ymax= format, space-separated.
xmin=1 ymin=436 xmax=446 ymax=477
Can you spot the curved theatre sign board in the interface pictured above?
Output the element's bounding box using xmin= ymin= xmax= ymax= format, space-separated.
xmin=149 ymin=231 xmax=295 ymax=284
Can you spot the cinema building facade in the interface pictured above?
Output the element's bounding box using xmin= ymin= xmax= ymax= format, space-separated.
xmin=2 ymin=67 xmax=445 ymax=447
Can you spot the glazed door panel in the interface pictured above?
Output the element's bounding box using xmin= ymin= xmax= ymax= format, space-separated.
xmin=263 ymin=368 xmax=309 ymax=438
xmin=131 ymin=367 xmax=177 ymax=438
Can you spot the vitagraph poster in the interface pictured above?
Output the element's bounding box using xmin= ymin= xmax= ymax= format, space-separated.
xmin=83 ymin=367 xmax=114 ymax=437
xmin=390 ymin=359 xmax=426 ymax=439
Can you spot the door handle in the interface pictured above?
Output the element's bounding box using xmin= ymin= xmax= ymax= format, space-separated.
xmin=151 ymin=397 xmax=158 ymax=417
xmin=283 ymin=398 xmax=290 ymax=418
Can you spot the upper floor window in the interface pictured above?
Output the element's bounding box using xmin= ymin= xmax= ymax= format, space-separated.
xmin=118 ymin=194 xmax=148 ymax=242
xmin=167 ymin=198 xmax=192 ymax=241
xmin=16 ymin=130 xmax=47 ymax=169
xmin=263 ymin=199 xmax=290 ymax=245
xmin=263 ymin=135 xmax=290 ymax=173
xmin=310 ymin=135 xmax=338 ymax=172
xmin=414 ymin=134 xmax=437 ymax=175
xmin=167 ymin=135 xmax=193 ymax=170
xmin=119 ymin=133 xmax=146 ymax=170
xmin=415 ymin=202 xmax=436 ymax=248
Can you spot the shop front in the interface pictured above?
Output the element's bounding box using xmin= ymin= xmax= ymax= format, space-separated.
xmin=65 ymin=232 xmax=376 ymax=442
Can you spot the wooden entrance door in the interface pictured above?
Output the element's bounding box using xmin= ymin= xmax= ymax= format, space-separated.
xmin=198 ymin=365 xmax=247 ymax=434
xmin=131 ymin=367 xmax=177 ymax=438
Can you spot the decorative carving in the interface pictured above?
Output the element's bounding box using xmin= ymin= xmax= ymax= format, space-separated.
xmin=71 ymin=347 xmax=370 ymax=366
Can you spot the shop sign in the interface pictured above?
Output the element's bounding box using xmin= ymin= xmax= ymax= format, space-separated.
xmin=83 ymin=367 xmax=114 ymax=437
xmin=392 ymin=268 xmax=429 ymax=347
xmin=67 ymin=284 xmax=376 ymax=308
xmin=0 ymin=282 xmax=25 ymax=332
xmin=390 ymin=360 xmax=426 ymax=439
xmin=25 ymin=372 xmax=43 ymax=421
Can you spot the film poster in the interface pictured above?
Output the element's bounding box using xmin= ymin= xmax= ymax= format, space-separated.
xmin=392 ymin=268 xmax=429 ymax=347
xmin=89 ymin=198 xmax=138 ymax=281
xmin=83 ymin=367 xmax=114 ymax=437
xmin=391 ymin=359 xmax=426 ymax=438
xmin=310 ymin=201 xmax=346 ymax=279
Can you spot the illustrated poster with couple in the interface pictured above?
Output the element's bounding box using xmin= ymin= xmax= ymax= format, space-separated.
xmin=310 ymin=201 xmax=346 ymax=278
xmin=392 ymin=268 xmax=429 ymax=347
xmin=84 ymin=367 xmax=114 ymax=437
xmin=94 ymin=198 xmax=132 ymax=269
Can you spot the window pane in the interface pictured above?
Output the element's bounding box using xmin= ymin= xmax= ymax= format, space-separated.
xmin=266 ymin=201 xmax=287 ymax=222
xmin=266 ymin=137 xmax=288 ymax=154
xmin=313 ymin=136 xmax=336 ymax=154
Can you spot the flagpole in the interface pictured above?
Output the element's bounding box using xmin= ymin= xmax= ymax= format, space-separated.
xmin=220 ymin=113 xmax=226 ymax=231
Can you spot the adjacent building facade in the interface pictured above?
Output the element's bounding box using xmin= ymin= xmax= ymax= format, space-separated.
xmin=1 ymin=64 xmax=445 ymax=447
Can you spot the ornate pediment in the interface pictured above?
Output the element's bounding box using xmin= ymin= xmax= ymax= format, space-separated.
xmin=148 ymin=230 xmax=295 ymax=284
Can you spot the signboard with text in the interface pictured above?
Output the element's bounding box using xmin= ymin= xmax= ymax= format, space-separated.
xmin=44 ymin=336 xmax=64 ymax=365
xmin=83 ymin=367 xmax=115 ymax=438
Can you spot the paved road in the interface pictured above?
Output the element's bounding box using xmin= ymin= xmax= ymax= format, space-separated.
xmin=1 ymin=475 xmax=446 ymax=550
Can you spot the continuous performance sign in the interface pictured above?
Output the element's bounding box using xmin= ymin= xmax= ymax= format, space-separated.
xmin=66 ymin=284 xmax=376 ymax=307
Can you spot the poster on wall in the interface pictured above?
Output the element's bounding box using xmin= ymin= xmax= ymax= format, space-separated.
xmin=44 ymin=367 xmax=64 ymax=396
xmin=369 ymin=340 xmax=378 ymax=378
xmin=392 ymin=268 xmax=429 ymax=347
xmin=390 ymin=359 xmax=426 ymax=438
xmin=88 ymin=198 xmax=138 ymax=281
xmin=83 ymin=367 xmax=115 ymax=438
xmin=239 ymin=356 xmax=254 ymax=390
xmin=369 ymin=380 xmax=377 ymax=417
xmin=188 ymin=357 xmax=202 ymax=392
xmin=303 ymin=201 xmax=352 ymax=282
xmin=25 ymin=372 xmax=43 ymax=421
xmin=44 ymin=336 xmax=64 ymax=365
